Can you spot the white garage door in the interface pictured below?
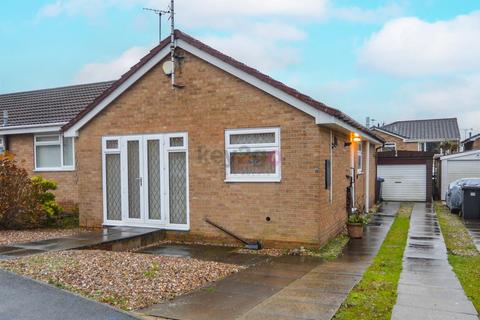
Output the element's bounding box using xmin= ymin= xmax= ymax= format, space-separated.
xmin=378 ymin=164 xmax=426 ymax=202
xmin=442 ymin=160 xmax=480 ymax=199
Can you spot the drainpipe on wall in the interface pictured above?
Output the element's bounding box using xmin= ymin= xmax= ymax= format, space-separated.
xmin=350 ymin=139 xmax=355 ymax=212
xmin=365 ymin=141 xmax=370 ymax=212
xmin=329 ymin=129 xmax=333 ymax=204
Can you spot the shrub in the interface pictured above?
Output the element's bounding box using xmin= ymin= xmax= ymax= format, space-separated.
xmin=0 ymin=153 xmax=62 ymax=229
xmin=31 ymin=176 xmax=63 ymax=223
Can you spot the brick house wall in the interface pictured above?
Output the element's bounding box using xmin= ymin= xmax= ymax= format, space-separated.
xmin=472 ymin=139 xmax=480 ymax=150
xmin=75 ymin=49 xmax=378 ymax=247
xmin=373 ymin=130 xmax=418 ymax=151
xmin=7 ymin=134 xmax=79 ymax=210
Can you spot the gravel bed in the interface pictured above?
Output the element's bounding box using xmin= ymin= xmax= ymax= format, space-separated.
xmin=0 ymin=250 xmax=243 ymax=310
xmin=0 ymin=228 xmax=91 ymax=246
xmin=236 ymin=248 xmax=287 ymax=257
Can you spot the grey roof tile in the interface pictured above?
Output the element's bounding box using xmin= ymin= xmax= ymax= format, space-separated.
xmin=0 ymin=81 xmax=114 ymax=128
xmin=380 ymin=118 xmax=460 ymax=140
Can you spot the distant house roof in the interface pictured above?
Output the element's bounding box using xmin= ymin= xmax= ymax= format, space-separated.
xmin=0 ymin=81 xmax=114 ymax=129
xmin=462 ymin=133 xmax=480 ymax=144
xmin=375 ymin=118 xmax=460 ymax=141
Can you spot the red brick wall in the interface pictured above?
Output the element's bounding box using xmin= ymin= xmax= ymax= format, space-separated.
xmin=75 ymin=49 xmax=378 ymax=247
xmin=6 ymin=134 xmax=79 ymax=210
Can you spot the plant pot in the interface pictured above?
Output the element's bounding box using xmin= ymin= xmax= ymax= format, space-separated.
xmin=347 ymin=223 xmax=364 ymax=239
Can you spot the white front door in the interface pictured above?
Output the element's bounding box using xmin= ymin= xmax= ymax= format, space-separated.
xmin=378 ymin=164 xmax=427 ymax=202
xmin=102 ymin=133 xmax=189 ymax=230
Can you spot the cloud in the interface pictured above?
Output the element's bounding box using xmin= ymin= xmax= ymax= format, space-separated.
xmin=375 ymin=74 xmax=480 ymax=133
xmin=73 ymin=46 xmax=149 ymax=84
xmin=201 ymin=33 xmax=300 ymax=73
xmin=359 ymin=11 xmax=480 ymax=76
xmin=37 ymin=0 xmax=403 ymax=26
xmin=36 ymin=0 xmax=139 ymax=20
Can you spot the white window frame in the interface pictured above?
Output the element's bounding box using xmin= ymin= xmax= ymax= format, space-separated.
xmin=0 ymin=135 xmax=5 ymax=153
xmin=357 ymin=142 xmax=363 ymax=174
xmin=225 ymin=127 xmax=281 ymax=182
xmin=102 ymin=133 xmax=190 ymax=231
xmin=383 ymin=142 xmax=397 ymax=152
xmin=34 ymin=134 xmax=75 ymax=171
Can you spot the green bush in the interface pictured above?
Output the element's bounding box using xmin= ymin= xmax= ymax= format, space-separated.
xmin=31 ymin=176 xmax=63 ymax=220
xmin=0 ymin=154 xmax=62 ymax=229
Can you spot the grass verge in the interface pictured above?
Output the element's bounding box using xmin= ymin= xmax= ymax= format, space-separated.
xmin=303 ymin=234 xmax=349 ymax=260
xmin=333 ymin=203 xmax=413 ymax=320
xmin=435 ymin=202 xmax=480 ymax=312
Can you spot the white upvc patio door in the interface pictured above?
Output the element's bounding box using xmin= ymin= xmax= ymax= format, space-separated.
xmin=123 ymin=136 xmax=144 ymax=224
xmin=102 ymin=133 xmax=189 ymax=230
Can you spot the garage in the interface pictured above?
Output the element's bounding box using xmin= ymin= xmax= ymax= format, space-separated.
xmin=378 ymin=164 xmax=426 ymax=201
xmin=377 ymin=151 xmax=433 ymax=202
xmin=440 ymin=150 xmax=480 ymax=200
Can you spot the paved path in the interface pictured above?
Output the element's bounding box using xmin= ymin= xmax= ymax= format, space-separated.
xmin=392 ymin=203 xmax=478 ymax=320
xmin=0 ymin=269 xmax=138 ymax=320
xmin=463 ymin=219 xmax=480 ymax=252
xmin=139 ymin=202 xmax=399 ymax=320
xmin=0 ymin=227 xmax=162 ymax=260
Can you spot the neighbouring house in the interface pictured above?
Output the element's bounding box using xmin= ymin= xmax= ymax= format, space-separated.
xmin=371 ymin=118 xmax=460 ymax=154
xmin=0 ymin=30 xmax=383 ymax=247
xmin=462 ymin=133 xmax=480 ymax=151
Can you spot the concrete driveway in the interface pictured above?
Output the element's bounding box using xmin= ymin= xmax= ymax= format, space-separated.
xmin=0 ymin=269 xmax=138 ymax=320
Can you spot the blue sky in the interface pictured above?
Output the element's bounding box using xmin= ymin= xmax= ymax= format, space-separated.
xmin=1 ymin=1 xmax=480 ymax=136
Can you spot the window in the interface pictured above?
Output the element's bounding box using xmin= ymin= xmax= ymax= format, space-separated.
xmin=34 ymin=134 xmax=75 ymax=170
xmin=225 ymin=128 xmax=281 ymax=182
xmin=382 ymin=142 xmax=396 ymax=152
xmin=357 ymin=142 xmax=363 ymax=173
xmin=418 ymin=142 xmax=441 ymax=154
xmin=0 ymin=136 xmax=5 ymax=153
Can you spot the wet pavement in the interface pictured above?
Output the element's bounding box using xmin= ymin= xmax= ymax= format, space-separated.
xmin=0 ymin=227 xmax=161 ymax=260
xmin=139 ymin=202 xmax=399 ymax=320
xmin=140 ymin=244 xmax=269 ymax=266
xmin=463 ymin=219 xmax=480 ymax=252
xmin=392 ymin=203 xmax=478 ymax=320
xmin=0 ymin=269 xmax=139 ymax=320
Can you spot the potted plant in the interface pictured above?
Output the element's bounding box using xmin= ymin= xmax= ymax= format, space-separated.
xmin=347 ymin=213 xmax=367 ymax=238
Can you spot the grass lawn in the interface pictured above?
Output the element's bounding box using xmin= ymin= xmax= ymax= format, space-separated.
xmin=435 ymin=202 xmax=480 ymax=312
xmin=333 ymin=203 xmax=413 ymax=320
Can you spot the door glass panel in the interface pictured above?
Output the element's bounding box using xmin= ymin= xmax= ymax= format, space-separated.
xmin=106 ymin=154 xmax=122 ymax=220
xmin=147 ymin=140 xmax=162 ymax=220
xmin=128 ymin=140 xmax=141 ymax=219
xmin=169 ymin=152 xmax=187 ymax=224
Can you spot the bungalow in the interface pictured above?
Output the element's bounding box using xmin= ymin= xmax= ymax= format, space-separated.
xmin=372 ymin=118 xmax=460 ymax=154
xmin=462 ymin=133 xmax=480 ymax=151
xmin=0 ymin=30 xmax=383 ymax=247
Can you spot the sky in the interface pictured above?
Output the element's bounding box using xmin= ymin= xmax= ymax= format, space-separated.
xmin=1 ymin=0 xmax=480 ymax=138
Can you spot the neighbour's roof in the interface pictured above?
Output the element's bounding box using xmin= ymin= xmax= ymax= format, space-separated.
xmin=462 ymin=133 xmax=480 ymax=144
xmin=63 ymin=30 xmax=383 ymax=143
xmin=0 ymin=81 xmax=114 ymax=128
xmin=376 ymin=118 xmax=460 ymax=141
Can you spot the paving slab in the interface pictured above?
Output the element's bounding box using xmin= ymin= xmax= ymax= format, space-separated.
xmin=0 ymin=227 xmax=162 ymax=260
xmin=140 ymin=244 xmax=267 ymax=266
xmin=139 ymin=202 xmax=399 ymax=320
xmin=392 ymin=203 xmax=478 ymax=320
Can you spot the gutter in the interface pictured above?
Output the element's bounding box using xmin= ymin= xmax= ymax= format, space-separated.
xmin=0 ymin=122 xmax=66 ymax=135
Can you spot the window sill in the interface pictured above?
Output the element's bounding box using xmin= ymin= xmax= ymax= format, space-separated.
xmin=33 ymin=168 xmax=76 ymax=173
xmin=225 ymin=176 xmax=281 ymax=183
xmin=357 ymin=170 xmax=363 ymax=175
